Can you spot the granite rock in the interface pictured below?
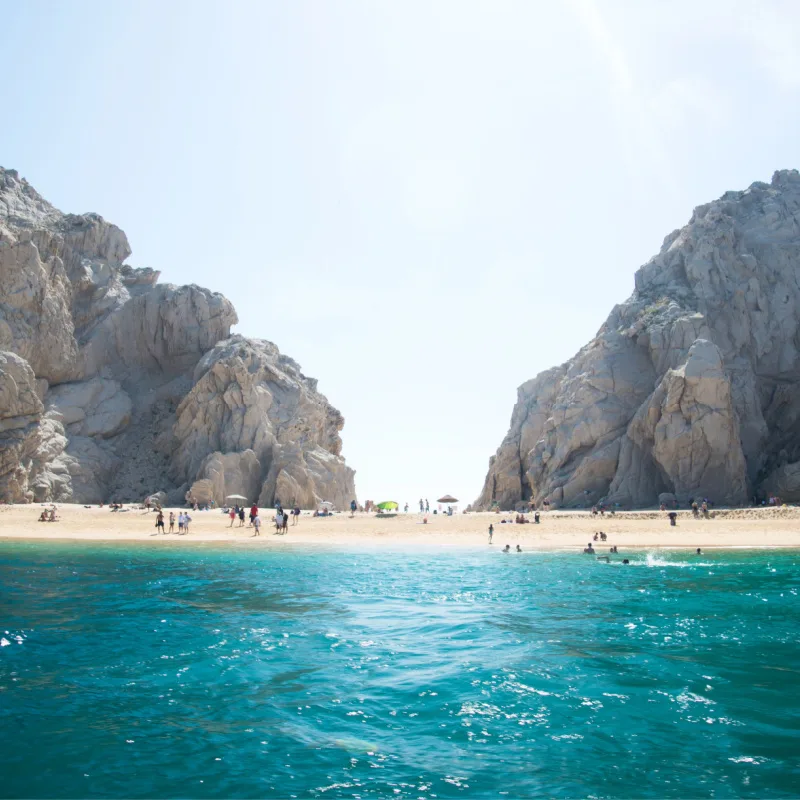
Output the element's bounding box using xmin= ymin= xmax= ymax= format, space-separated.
xmin=477 ymin=170 xmax=800 ymax=509
xmin=0 ymin=168 xmax=357 ymax=506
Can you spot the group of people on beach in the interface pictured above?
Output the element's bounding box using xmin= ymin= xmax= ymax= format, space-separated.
xmin=154 ymin=510 xmax=190 ymax=534
xmin=37 ymin=507 xmax=59 ymax=522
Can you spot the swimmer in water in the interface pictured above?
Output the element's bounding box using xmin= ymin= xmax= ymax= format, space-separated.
xmin=622 ymin=558 xmax=630 ymax=564
xmin=503 ymin=544 xmax=510 ymax=553
xmin=696 ymin=547 xmax=702 ymax=554
xmin=516 ymin=545 xmax=522 ymax=552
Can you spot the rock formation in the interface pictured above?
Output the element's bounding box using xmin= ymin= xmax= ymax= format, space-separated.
xmin=477 ymin=170 xmax=800 ymax=509
xmin=0 ymin=167 xmax=356 ymax=507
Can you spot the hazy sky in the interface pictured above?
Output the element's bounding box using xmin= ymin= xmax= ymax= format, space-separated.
xmin=2 ymin=0 xmax=799 ymax=506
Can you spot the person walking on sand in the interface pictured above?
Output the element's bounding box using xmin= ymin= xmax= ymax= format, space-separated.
xmin=425 ymin=499 xmax=430 ymax=513
xmin=249 ymin=503 xmax=258 ymax=527
xmin=229 ymin=507 xmax=236 ymax=527
xmin=488 ymin=524 xmax=494 ymax=544
xmin=169 ymin=511 xmax=175 ymax=533
xmin=253 ymin=514 xmax=261 ymax=536
xmin=419 ymin=499 xmax=424 ymax=512
xmin=350 ymin=499 xmax=357 ymax=517
xmin=293 ymin=506 xmax=300 ymax=525
xmin=238 ymin=506 xmax=245 ymax=527
xmin=404 ymin=502 xmax=409 ymax=513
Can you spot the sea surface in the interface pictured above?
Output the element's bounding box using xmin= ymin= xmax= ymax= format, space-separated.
xmin=1 ymin=541 xmax=799 ymax=799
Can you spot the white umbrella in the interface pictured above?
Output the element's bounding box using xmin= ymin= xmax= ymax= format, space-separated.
xmin=226 ymin=494 xmax=248 ymax=501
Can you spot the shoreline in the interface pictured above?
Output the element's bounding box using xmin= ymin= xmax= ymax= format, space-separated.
xmin=1 ymin=504 xmax=799 ymax=550
xmin=1 ymin=536 xmax=798 ymax=553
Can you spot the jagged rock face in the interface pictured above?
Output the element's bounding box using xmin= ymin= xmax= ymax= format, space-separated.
xmin=0 ymin=351 xmax=44 ymax=502
xmin=173 ymin=337 xmax=356 ymax=508
xmin=477 ymin=170 xmax=800 ymax=509
xmin=0 ymin=168 xmax=356 ymax=506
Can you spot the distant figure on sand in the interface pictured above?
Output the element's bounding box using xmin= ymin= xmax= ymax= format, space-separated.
xmin=488 ymin=524 xmax=494 ymax=544
xmin=169 ymin=512 xmax=175 ymax=533
xmin=293 ymin=506 xmax=300 ymax=525
xmin=419 ymin=499 xmax=424 ymax=512
xmin=253 ymin=515 xmax=261 ymax=536
xmin=249 ymin=503 xmax=258 ymax=526
xmin=183 ymin=513 xmax=191 ymax=534
xmin=404 ymin=503 xmax=409 ymax=513
xmin=350 ymin=499 xmax=357 ymax=517
xmin=229 ymin=507 xmax=236 ymax=527
xmin=668 ymin=511 xmax=677 ymax=526
xmin=425 ymin=499 xmax=430 ymax=513
xmin=155 ymin=511 xmax=165 ymax=534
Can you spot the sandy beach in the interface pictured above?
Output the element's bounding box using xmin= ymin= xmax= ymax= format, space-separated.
xmin=2 ymin=503 xmax=800 ymax=549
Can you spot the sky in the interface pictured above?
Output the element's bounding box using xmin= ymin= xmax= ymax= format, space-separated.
xmin=2 ymin=0 xmax=800 ymax=507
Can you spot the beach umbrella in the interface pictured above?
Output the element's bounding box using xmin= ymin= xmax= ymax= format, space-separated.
xmin=437 ymin=495 xmax=458 ymax=504
xmin=226 ymin=494 xmax=248 ymax=501
xmin=376 ymin=501 xmax=398 ymax=511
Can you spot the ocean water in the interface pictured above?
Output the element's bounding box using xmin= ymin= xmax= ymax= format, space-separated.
xmin=1 ymin=543 xmax=799 ymax=799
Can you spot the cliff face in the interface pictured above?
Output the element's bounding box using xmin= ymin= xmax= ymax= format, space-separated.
xmin=0 ymin=168 xmax=356 ymax=507
xmin=477 ymin=170 xmax=800 ymax=509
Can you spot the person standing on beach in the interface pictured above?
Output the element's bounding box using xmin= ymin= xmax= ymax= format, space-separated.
xmin=350 ymin=499 xmax=357 ymax=517
xmin=249 ymin=503 xmax=258 ymax=527
xmin=425 ymin=499 xmax=430 ymax=513
xmin=229 ymin=507 xmax=236 ymax=527
xmin=253 ymin=515 xmax=261 ymax=536
xmin=238 ymin=506 xmax=245 ymax=527
xmin=293 ymin=506 xmax=300 ymax=525
xmin=168 ymin=511 xmax=175 ymax=533
xmin=155 ymin=511 xmax=165 ymax=534
xmin=488 ymin=524 xmax=494 ymax=544
xmin=404 ymin=502 xmax=409 ymax=513
xmin=419 ymin=499 xmax=424 ymax=512
xmin=183 ymin=513 xmax=191 ymax=534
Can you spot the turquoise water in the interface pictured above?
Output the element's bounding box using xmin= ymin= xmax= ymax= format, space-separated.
xmin=1 ymin=543 xmax=799 ymax=799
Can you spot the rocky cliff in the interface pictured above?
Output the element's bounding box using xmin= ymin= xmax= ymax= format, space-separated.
xmin=477 ymin=170 xmax=800 ymax=509
xmin=0 ymin=168 xmax=356 ymax=507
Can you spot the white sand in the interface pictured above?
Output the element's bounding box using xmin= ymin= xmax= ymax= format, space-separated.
xmin=2 ymin=504 xmax=800 ymax=549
